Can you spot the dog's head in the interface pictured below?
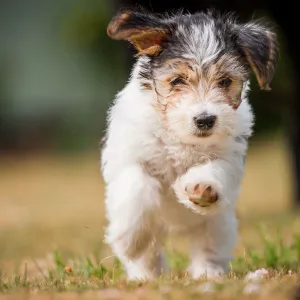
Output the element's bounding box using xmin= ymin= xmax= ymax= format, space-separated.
xmin=108 ymin=10 xmax=279 ymax=144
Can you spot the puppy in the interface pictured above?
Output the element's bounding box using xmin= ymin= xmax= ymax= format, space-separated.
xmin=101 ymin=9 xmax=278 ymax=280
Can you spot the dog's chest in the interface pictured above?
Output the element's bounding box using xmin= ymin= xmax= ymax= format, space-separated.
xmin=144 ymin=138 xmax=219 ymax=184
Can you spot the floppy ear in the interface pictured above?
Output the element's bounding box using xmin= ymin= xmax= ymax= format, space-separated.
xmin=107 ymin=10 xmax=169 ymax=56
xmin=237 ymin=23 xmax=279 ymax=90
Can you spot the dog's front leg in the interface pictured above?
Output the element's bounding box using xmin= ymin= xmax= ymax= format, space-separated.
xmin=173 ymin=156 xmax=243 ymax=278
xmin=104 ymin=165 xmax=165 ymax=280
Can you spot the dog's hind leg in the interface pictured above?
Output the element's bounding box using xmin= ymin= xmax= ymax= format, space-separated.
xmin=104 ymin=164 xmax=166 ymax=280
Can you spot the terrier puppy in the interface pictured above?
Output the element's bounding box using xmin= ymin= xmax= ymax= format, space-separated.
xmin=101 ymin=9 xmax=278 ymax=280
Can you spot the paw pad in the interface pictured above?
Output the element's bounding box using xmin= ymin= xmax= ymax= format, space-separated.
xmin=188 ymin=184 xmax=218 ymax=206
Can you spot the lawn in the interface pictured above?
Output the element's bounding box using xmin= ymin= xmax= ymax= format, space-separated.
xmin=0 ymin=136 xmax=299 ymax=299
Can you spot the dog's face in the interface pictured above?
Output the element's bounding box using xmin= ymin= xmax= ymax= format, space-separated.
xmin=108 ymin=10 xmax=278 ymax=144
xmin=151 ymin=55 xmax=247 ymax=143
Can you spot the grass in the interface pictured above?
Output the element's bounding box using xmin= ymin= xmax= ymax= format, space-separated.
xmin=1 ymin=218 xmax=300 ymax=299
xmin=0 ymin=137 xmax=299 ymax=299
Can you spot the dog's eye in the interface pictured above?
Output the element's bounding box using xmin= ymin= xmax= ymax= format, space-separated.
xmin=219 ymin=78 xmax=232 ymax=88
xmin=170 ymin=77 xmax=186 ymax=86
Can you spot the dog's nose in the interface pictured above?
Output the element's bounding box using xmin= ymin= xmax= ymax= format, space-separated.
xmin=194 ymin=114 xmax=216 ymax=130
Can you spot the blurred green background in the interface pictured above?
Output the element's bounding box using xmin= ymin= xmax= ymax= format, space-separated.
xmin=0 ymin=0 xmax=295 ymax=152
xmin=0 ymin=0 xmax=127 ymax=152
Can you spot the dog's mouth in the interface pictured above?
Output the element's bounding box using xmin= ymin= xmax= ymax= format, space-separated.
xmin=194 ymin=131 xmax=213 ymax=138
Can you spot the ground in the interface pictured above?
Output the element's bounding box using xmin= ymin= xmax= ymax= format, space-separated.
xmin=0 ymin=136 xmax=299 ymax=299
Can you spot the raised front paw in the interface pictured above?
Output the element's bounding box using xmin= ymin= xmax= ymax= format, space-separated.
xmin=185 ymin=183 xmax=218 ymax=207
xmin=173 ymin=165 xmax=223 ymax=214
